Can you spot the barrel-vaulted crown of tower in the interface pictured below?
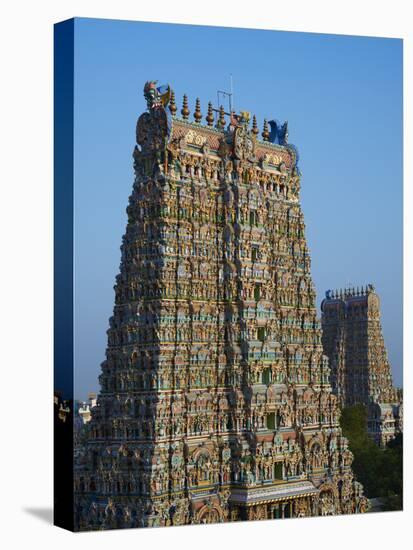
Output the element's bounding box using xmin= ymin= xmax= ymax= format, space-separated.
xmin=321 ymin=284 xmax=380 ymax=321
xmin=135 ymin=80 xmax=300 ymax=190
xmin=322 ymin=283 xmax=376 ymax=305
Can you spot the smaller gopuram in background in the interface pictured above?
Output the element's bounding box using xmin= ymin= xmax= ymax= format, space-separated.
xmin=321 ymin=284 xmax=402 ymax=447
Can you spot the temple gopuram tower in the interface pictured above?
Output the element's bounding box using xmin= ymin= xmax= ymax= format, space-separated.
xmin=321 ymin=285 xmax=402 ymax=446
xmin=74 ymin=81 xmax=368 ymax=530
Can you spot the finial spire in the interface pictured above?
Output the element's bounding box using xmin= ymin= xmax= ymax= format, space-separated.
xmin=217 ymin=105 xmax=226 ymax=129
xmin=206 ymin=102 xmax=214 ymax=126
xmin=169 ymin=90 xmax=177 ymax=116
xmin=181 ymin=94 xmax=190 ymax=120
xmin=252 ymin=115 xmax=259 ymax=136
xmin=262 ymin=119 xmax=270 ymax=141
xmin=194 ymin=98 xmax=202 ymax=123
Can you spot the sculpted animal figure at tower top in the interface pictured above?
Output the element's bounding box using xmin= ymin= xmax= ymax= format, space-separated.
xmin=143 ymin=80 xmax=171 ymax=110
xmin=268 ymin=119 xmax=289 ymax=145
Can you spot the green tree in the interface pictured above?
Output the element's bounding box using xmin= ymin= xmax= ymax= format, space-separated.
xmin=340 ymin=405 xmax=403 ymax=511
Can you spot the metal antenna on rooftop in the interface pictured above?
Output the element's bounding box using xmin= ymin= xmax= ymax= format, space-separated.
xmin=230 ymin=74 xmax=234 ymax=111
xmin=214 ymin=75 xmax=234 ymax=123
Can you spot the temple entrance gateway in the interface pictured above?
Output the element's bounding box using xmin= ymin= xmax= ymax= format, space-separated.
xmin=74 ymin=80 xmax=369 ymax=530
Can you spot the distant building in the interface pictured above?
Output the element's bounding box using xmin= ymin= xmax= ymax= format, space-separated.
xmin=321 ymin=285 xmax=402 ymax=446
xmin=78 ymin=393 xmax=97 ymax=425
xmin=54 ymin=392 xmax=71 ymax=423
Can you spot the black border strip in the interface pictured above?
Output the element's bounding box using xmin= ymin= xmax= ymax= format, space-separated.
xmin=54 ymin=18 xmax=75 ymax=532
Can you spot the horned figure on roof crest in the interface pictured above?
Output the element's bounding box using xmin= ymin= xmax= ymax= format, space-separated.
xmin=269 ymin=120 xmax=289 ymax=145
xmin=144 ymin=80 xmax=171 ymax=110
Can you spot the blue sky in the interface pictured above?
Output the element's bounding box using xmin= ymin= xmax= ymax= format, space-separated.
xmin=73 ymin=18 xmax=403 ymax=399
